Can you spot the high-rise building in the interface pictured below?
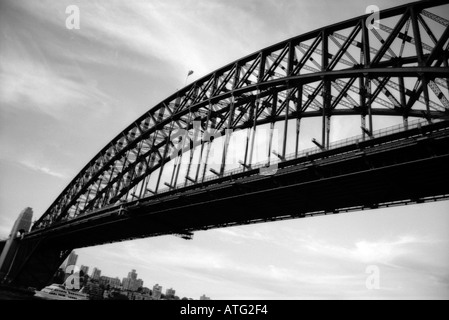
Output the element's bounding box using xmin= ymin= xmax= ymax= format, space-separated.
xmin=91 ymin=267 xmax=101 ymax=281
xmin=152 ymin=284 xmax=162 ymax=300
xmin=62 ymin=251 xmax=80 ymax=283
xmin=136 ymin=278 xmax=143 ymax=290
xmin=61 ymin=250 xmax=78 ymax=271
xmin=122 ymin=277 xmax=130 ymax=290
xmin=80 ymin=265 xmax=89 ymax=276
xmin=200 ymin=294 xmax=211 ymax=300
xmin=122 ymin=269 xmax=143 ymax=291
xmin=128 ymin=269 xmax=137 ymax=280
xmin=166 ymin=288 xmax=176 ymax=299
xmin=67 ymin=251 xmax=78 ymax=267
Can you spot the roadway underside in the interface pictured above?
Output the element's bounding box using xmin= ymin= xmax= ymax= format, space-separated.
xmin=11 ymin=121 xmax=449 ymax=288
xmin=28 ymin=121 xmax=449 ymax=248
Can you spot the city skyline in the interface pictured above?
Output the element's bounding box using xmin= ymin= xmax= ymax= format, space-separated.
xmin=1 ymin=0 xmax=448 ymax=300
xmin=63 ymin=251 xmax=206 ymax=299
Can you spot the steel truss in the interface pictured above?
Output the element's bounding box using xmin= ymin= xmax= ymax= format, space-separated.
xmin=33 ymin=0 xmax=449 ymax=230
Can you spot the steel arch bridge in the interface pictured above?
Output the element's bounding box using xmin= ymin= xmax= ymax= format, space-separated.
xmin=2 ymin=0 xmax=449 ymax=289
xmin=33 ymin=0 xmax=449 ymax=231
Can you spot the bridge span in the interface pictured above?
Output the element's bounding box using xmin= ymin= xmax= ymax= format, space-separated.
xmin=1 ymin=0 xmax=448 ymax=289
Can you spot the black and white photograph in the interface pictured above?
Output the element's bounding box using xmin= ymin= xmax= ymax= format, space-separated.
xmin=0 ymin=0 xmax=448 ymax=308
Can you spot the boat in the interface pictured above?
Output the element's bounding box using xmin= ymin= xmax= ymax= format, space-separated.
xmin=34 ymin=284 xmax=89 ymax=300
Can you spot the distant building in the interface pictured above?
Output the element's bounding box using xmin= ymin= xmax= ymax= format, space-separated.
xmin=80 ymin=265 xmax=89 ymax=276
xmin=128 ymin=269 xmax=137 ymax=280
xmin=61 ymin=251 xmax=78 ymax=271
xmin=91 ymin=267 xmax=101 ymax=281
xmin=66 ymin=251 xmax=78 ymax=268
xmin=123 ymin=278 xmax=143 ymax=291
xmin=100 ymin=276 xmax=121 ymax=288
xmin=166 ymin=288 xmax=176 ymax=299
xmin=122 ymin=269 xmax=143 ymax=291
xmin=141 ymin=287 xmax=151 ymax=295
xmin=122 ymin=277 xmax=130 ymax=290
xmin=61 ymin=252 xmax=80 ymax=283
xmin=200 ymin=294 xmax=211 ymax=300
xmin=152 ymin=284 xmax=162 ymax=300
xmin=136 ymin=278 xmax=143 ymax=290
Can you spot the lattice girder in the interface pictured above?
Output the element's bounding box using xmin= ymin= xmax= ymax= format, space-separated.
xmin=33 ymin=0 xmax=449 ymax=230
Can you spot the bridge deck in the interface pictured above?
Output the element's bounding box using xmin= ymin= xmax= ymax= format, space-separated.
xmin=24 ymin=120 xmax=449 ymax=248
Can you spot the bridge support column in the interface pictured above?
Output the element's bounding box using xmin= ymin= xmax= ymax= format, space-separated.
xmin=0 ymin=208 xmax=73 ymax=289
xmin=322 ymin=82 xmax=331 ymax=150
xmin=445 ymin=57 xmax=449 ymax=98
xmin=0 ymin=208 xmax=33 ymax=284
xmin=248 ymin=95 xmax=259 ymax=170
xmin=422 ymin=76 xmax=432 ymax=124
xmin=398 ymin=76 xmax=409 ymax=130
xmin=295 ymin=86 xmax=302 ymax=158
xmin=194 ymin=110 xmax=209 ymax=181
xmin=220 ymin=96 xmax=235 ymax=176
xmin=321 ymin=28 xmax=331 ymax=150
xmin=282 ymin=88 xmax=291 ymax=159
xmin=200 ymin=109 xmax=214 ymax=182
xmin=267 ymin=92 xmax=278 ymax=166
xmin=8 ymin=240 xmax=73 ymax=289
xmin=155 ymin=120 xmax=176 ymax=193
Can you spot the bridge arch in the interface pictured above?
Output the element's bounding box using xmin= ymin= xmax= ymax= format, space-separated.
xmin=33 ymin=0 xmax=449 ymax=230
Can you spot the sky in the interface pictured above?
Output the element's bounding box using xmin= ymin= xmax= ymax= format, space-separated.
xmin=0 ymin=0 xmax=448 ymax=300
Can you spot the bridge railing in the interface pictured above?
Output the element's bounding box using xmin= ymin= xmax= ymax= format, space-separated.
xmin=315 ymin=118 xmax=431 ymax=154
xmin=156 ymin=118 xmax=431 ymax=193
xmin=30 ymin=118 xmax=439 ymax=232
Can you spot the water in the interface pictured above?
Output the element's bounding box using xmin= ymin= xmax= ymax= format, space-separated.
xmin=0 ymin=286 xmax=42 ymax=300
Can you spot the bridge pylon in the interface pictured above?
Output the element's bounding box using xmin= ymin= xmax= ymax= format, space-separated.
xmin=0 ymin=208 xmax=33 ymax=284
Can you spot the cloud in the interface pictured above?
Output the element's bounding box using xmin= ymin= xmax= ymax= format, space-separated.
xmin=303 ymin=235 xmax=431 ymax=265
xmin=74 ymin=218 xmax=449 ymax=299
xmin=215 ymin=226 xmax=449 ymax=298
xmin=0 ymin=56 xmax=112 ymax=121
xmin=216 ymin=228 xmax=270 ymax=244
xmin=18 ymin=159 xmax=68 ymax=179
xmin=5 ymin=0 xmax=289 ymax=79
